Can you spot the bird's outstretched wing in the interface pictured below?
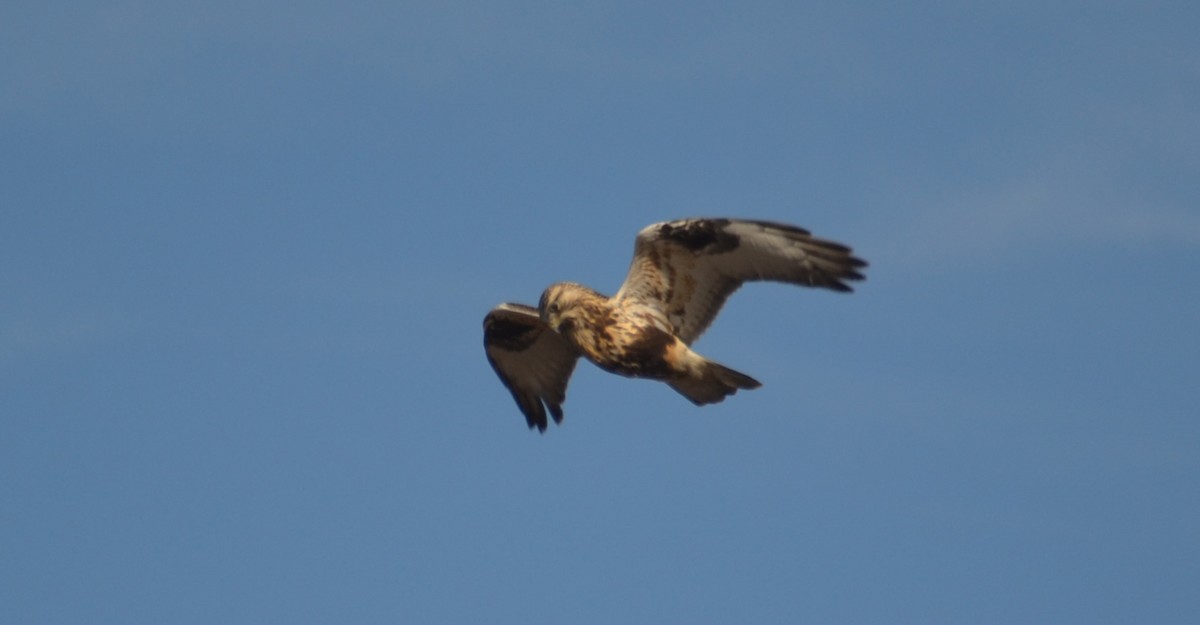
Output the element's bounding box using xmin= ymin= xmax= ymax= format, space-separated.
xmin=483 ymin=303 xmax=580 ymax=432
xmin=615 ymin=218 xmax=867 ymax=344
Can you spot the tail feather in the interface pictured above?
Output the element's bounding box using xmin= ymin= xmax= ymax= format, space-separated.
xmin=668 ymin=360 xmax=761 ymax=406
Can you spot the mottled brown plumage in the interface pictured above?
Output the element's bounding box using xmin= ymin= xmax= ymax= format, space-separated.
xmin=484 ymin=218 xmax=866 ymax=432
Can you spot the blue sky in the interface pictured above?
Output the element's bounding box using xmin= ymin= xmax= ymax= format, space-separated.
xmin=2 ymin=1 xmax=1198 ymax=623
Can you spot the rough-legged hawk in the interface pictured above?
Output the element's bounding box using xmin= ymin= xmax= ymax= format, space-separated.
xmin=483 ymin=218 xmax=867 ymax=432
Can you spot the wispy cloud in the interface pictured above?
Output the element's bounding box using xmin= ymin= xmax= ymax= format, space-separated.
xmin=862 ymin=139 xmax=1200 ymax=274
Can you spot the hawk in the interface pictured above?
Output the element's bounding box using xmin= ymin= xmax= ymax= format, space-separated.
xmin=483 ymin=218 xmax=867 ymax=432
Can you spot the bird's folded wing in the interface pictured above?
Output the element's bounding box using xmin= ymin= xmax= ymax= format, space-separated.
xmin=615 ymin=218 xmax=867 ymax=344
xmin=483 ymin=303 xmax=580 ymax=432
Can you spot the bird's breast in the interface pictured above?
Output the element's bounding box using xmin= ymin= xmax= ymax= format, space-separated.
xmin=594 ymin=324 xmax=681 ymax=380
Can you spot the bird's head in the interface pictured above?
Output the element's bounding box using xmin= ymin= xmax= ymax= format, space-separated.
xmin=538 ymin=282 xmax=601 ymax=335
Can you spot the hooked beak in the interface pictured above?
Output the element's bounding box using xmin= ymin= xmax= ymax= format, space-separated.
xmin=542 ymin=309 xmax=572 ymax=335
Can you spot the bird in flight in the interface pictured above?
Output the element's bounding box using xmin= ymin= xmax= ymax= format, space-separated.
xmin=483 ymin=218 xmax=867 ymax=432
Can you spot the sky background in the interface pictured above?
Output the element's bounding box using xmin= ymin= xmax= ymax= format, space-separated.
xmin=3 ymin=1 xmax=1198 ymax=623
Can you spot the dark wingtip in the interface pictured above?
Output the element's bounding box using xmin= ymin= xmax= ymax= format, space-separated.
xmin=526 ymin=404 xmax=561 ymax=434
xmin=525 ymin=409 xmax=548 ymax=433
xmin=523 ymin=400 xmax=562 ymax=433
xmin=515 ymin=393 xmax=549 ymax=433
xmin=832 ymin=255 xmax=868 ymax=291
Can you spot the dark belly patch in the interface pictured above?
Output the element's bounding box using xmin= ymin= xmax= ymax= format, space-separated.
xmin=609 ymin=326 xmax=677 ymax=379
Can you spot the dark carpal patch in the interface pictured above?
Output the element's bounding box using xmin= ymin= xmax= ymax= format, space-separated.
xmin=615 ymin=326 xmax=677 ymax=378
xmin=484 ymin=315 xmax=539 ymax=351
xmin=657 ymin=219 xmax=740 ymax=254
